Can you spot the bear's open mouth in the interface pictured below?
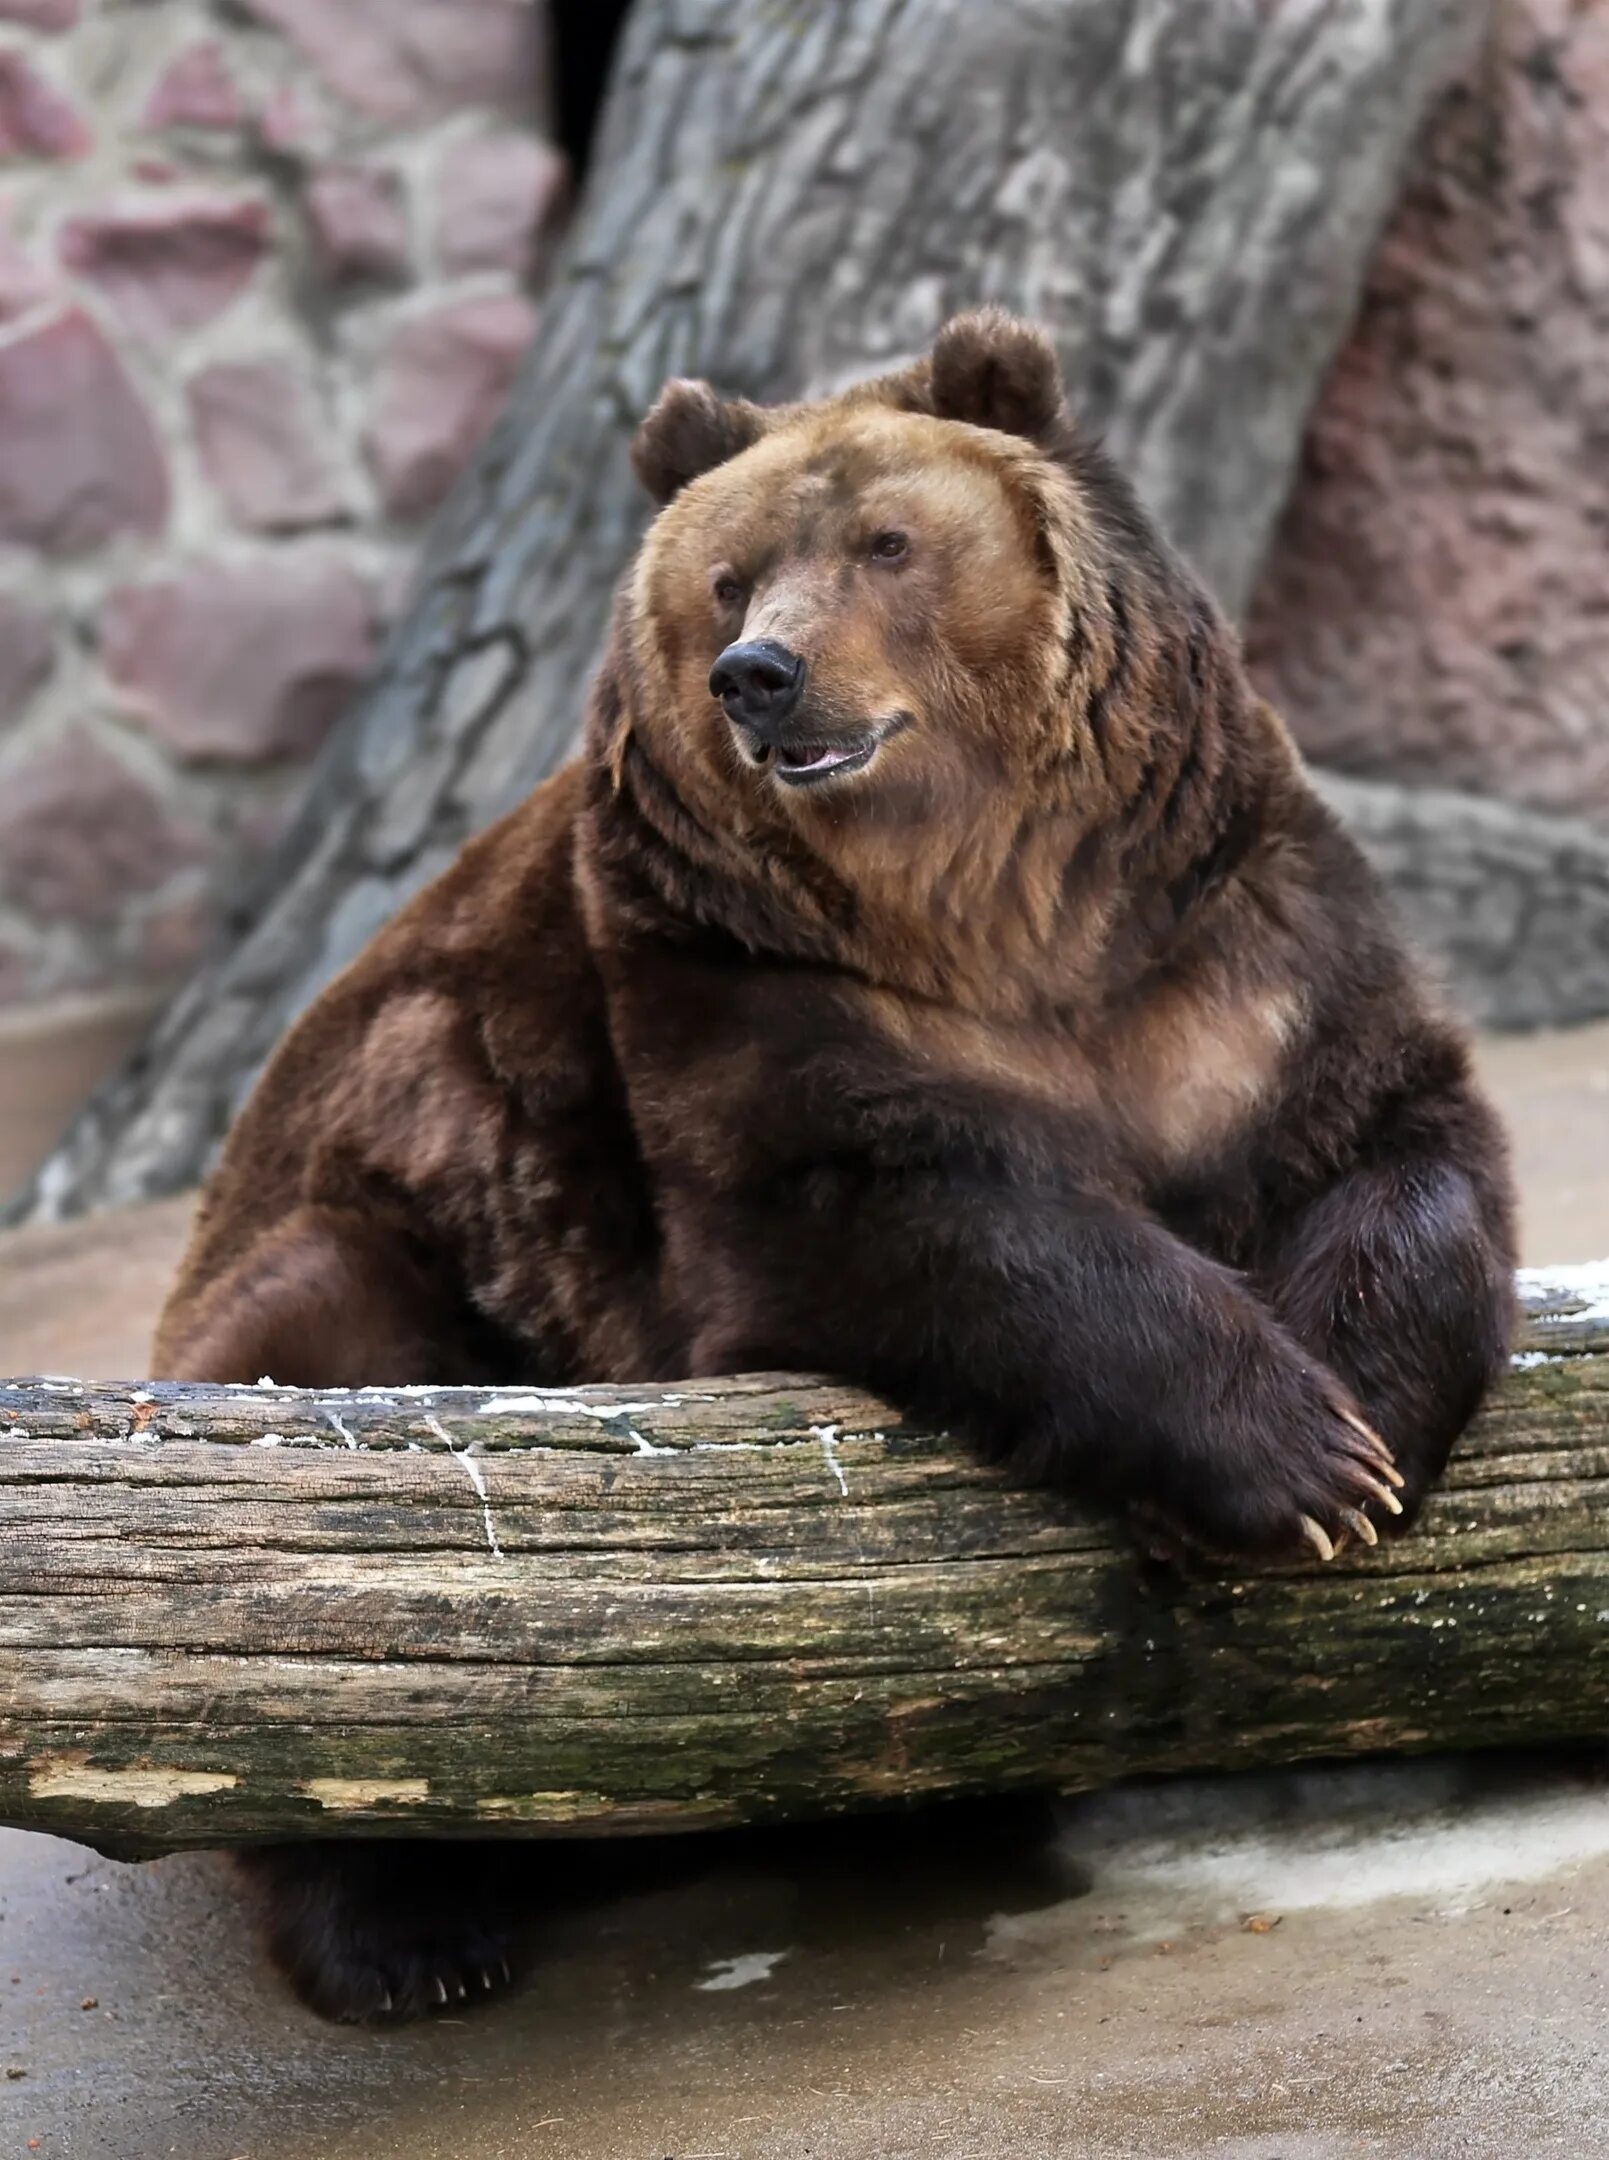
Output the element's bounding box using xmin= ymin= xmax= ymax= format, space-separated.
xmin=771 ymin=735 xmax=880 ymax=785
xmin=743 ymin=715 xmax=908 ymax=789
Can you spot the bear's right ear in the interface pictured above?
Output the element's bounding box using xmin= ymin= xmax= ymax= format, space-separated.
xmin=630 ymin=379 xmax=766 ymax=505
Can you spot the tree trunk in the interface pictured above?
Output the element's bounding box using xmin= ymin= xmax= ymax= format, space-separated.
xmin=7 ymin=0 xmax=1486 ymax=1226
xmin=0 ymin=1267 xmax=1603 ymax=1860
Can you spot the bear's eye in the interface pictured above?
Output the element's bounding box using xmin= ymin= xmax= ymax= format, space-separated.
xmin=868 ymin=530 xmax=909 ymax=564
xmin=711 ymin=571 xmax=746 ymax=609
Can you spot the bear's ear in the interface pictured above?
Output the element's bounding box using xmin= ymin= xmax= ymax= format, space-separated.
xmin=630 ymin=379 xmax=766 ymax=505
xmin=927 ymin=309 xmax=1064 ymax=442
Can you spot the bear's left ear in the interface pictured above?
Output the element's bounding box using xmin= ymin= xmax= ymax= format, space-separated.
xmin=927 ymin=309 xmax=1064 ymax=443
xmin=630 ymin=378 xmax=767 ymax=505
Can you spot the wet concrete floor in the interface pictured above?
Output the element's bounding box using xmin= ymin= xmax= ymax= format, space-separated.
xmin=2 ymin=1007 xmax=1609 ymax=2157
xmin=5 ymin=1760 xmax=1609 ymax=2159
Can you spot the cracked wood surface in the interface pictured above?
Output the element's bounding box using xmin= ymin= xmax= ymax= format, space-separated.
xmin=0 ymin=1267 xmax=1604 ymax=1858
xmin=10 ymin=0 xmax=1486 ymax=1225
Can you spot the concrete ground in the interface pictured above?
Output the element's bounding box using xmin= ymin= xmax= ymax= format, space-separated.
xmin=2 ymin=997 xmax=1609 ymax=2159
xmin=6 ymin=1759 xmax=1609 ymax=2160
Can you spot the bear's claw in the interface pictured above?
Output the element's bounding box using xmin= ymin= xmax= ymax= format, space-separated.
xmin=1297 ymin=1514 xmax=1336 ymax=1562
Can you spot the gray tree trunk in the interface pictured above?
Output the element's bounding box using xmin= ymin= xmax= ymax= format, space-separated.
xmin=9 ymin=0 xmax=1488 ymax=1225
xmin=0 ymin=1267 xmax=1601 ymax=1859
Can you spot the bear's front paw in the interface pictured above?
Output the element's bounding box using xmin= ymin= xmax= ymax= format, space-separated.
xmin=1128 ymin=1358 xmax=1405 ymax=1569
xmin=241 ymin=1844 xmax=525 ymax=2025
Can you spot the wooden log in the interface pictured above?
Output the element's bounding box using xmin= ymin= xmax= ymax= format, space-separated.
xmin=2 ymin=1269 xmax=1605 ymax=1859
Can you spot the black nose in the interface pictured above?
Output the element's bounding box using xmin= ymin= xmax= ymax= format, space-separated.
xmin=709 ymin=639 xmax=805 ymax=737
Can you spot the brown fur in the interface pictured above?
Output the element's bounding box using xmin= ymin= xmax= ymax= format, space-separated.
xmin=156 ymin=312 xmax=1516 ymax=2023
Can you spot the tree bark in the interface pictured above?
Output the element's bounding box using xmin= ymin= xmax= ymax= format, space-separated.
xmin=7 ymin=0 xmax=1486 ymax=1226
xmin=0 ymin=1267 xmax=1603 ymax=1860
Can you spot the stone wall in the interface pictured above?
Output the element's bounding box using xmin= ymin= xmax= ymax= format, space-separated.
xmin=0 ymin=0 xmax=562 ymax=1008
xmin=1247 ymin=0 xmax=1609 ymax=826
xmin=12 ymin=2 xmax=1600 ymax=1017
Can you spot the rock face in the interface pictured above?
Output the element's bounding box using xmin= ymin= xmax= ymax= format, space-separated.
xmin=0 ymin=0 xmax=562 ymax=1008
xmin=0 ymin=729 xmax=198 ymax=926
xmin=0 ymin=0 xmax=79 ymax=27
xmin=140 ymin=43 xmax=246 ymax=134
xmin=0 ymin=307 xmax=168 ymax=552
xmin=365 ymin=294 xmax=536 ymax=517
xmin=238 ymin=0 xmax=542 ymax=124
xmin=187 ymin=360 xmax=342 ymax=532
xmin=302 ymin=163 xmax=410 ymax=284
xmin=0 ymin=48 xmax=89 ymax=159
xmin=0 ymin=597 xmax=53 ymax=732
xmin=437 ymin=133 xmax=566 ymax=274
xmin=103 ymin=560 xmax=375 ymax=765
xmin=58 ymin=195 xmax=274 ymax=340
xmin=1247 ymin=0 xmax=1609 ymax=825
xmin=0 ymin=206 xmax=51 ymax=319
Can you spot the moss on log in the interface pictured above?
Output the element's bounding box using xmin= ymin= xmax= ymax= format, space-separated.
xmin=1 ymin=1267 xmax=1605 ymax=1859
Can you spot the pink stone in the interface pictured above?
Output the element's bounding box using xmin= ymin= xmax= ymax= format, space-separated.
xmin=0 ymin=48 xmax=91 ymax=160
xmin=0 ymin=0 xmax=79 ymax=28
xmin=374 ymin=551 xmax=418 ymax=625
xmin=0 ymin=727 xmax=199 ymax=926
xmin=257 ymin=80 xmax=318 ymax=155
xmin=365 ymin=294 xmax=536 ymax=519
xmin=0 ymin=592 xmax=52 ymax=726
xmin=0 ymin=938 xmax=28 ymax=1004
xmin=103 ymin=557 xmax=375 ymax=764
xmin=235 ymin=783 xmax=301 ymax=859
xmin=59 ymin=194 xmax=273 ymax=341
xmin=240 ymin=0 xmax=541 ymax=124
xmin=0 ymin=202 xmax=52 ymax=321
xmin=1247 ymin=2 xmax=1609 ymax=822
xmin=137 ymin=891 xmax=211 ymax=978
xmin=188 ymin=358 xmax=343 ymax=532
xmin=303 ymin=163 xmax=409 ymax=283
xmin=140 ymin=42 xmax=246 ymax=133
xmin=437 ymin=132 xmax=567 ymax=276
xmin=0 ymin=306 xmax=168 ymax=552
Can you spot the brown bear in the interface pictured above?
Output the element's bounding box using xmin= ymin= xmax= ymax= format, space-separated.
xmin=154 ymin=310 xmax=1516 ymax=2022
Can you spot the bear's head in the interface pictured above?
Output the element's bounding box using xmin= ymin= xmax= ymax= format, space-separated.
xmin=601 ymin=311 xmax=1243 ymax=974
